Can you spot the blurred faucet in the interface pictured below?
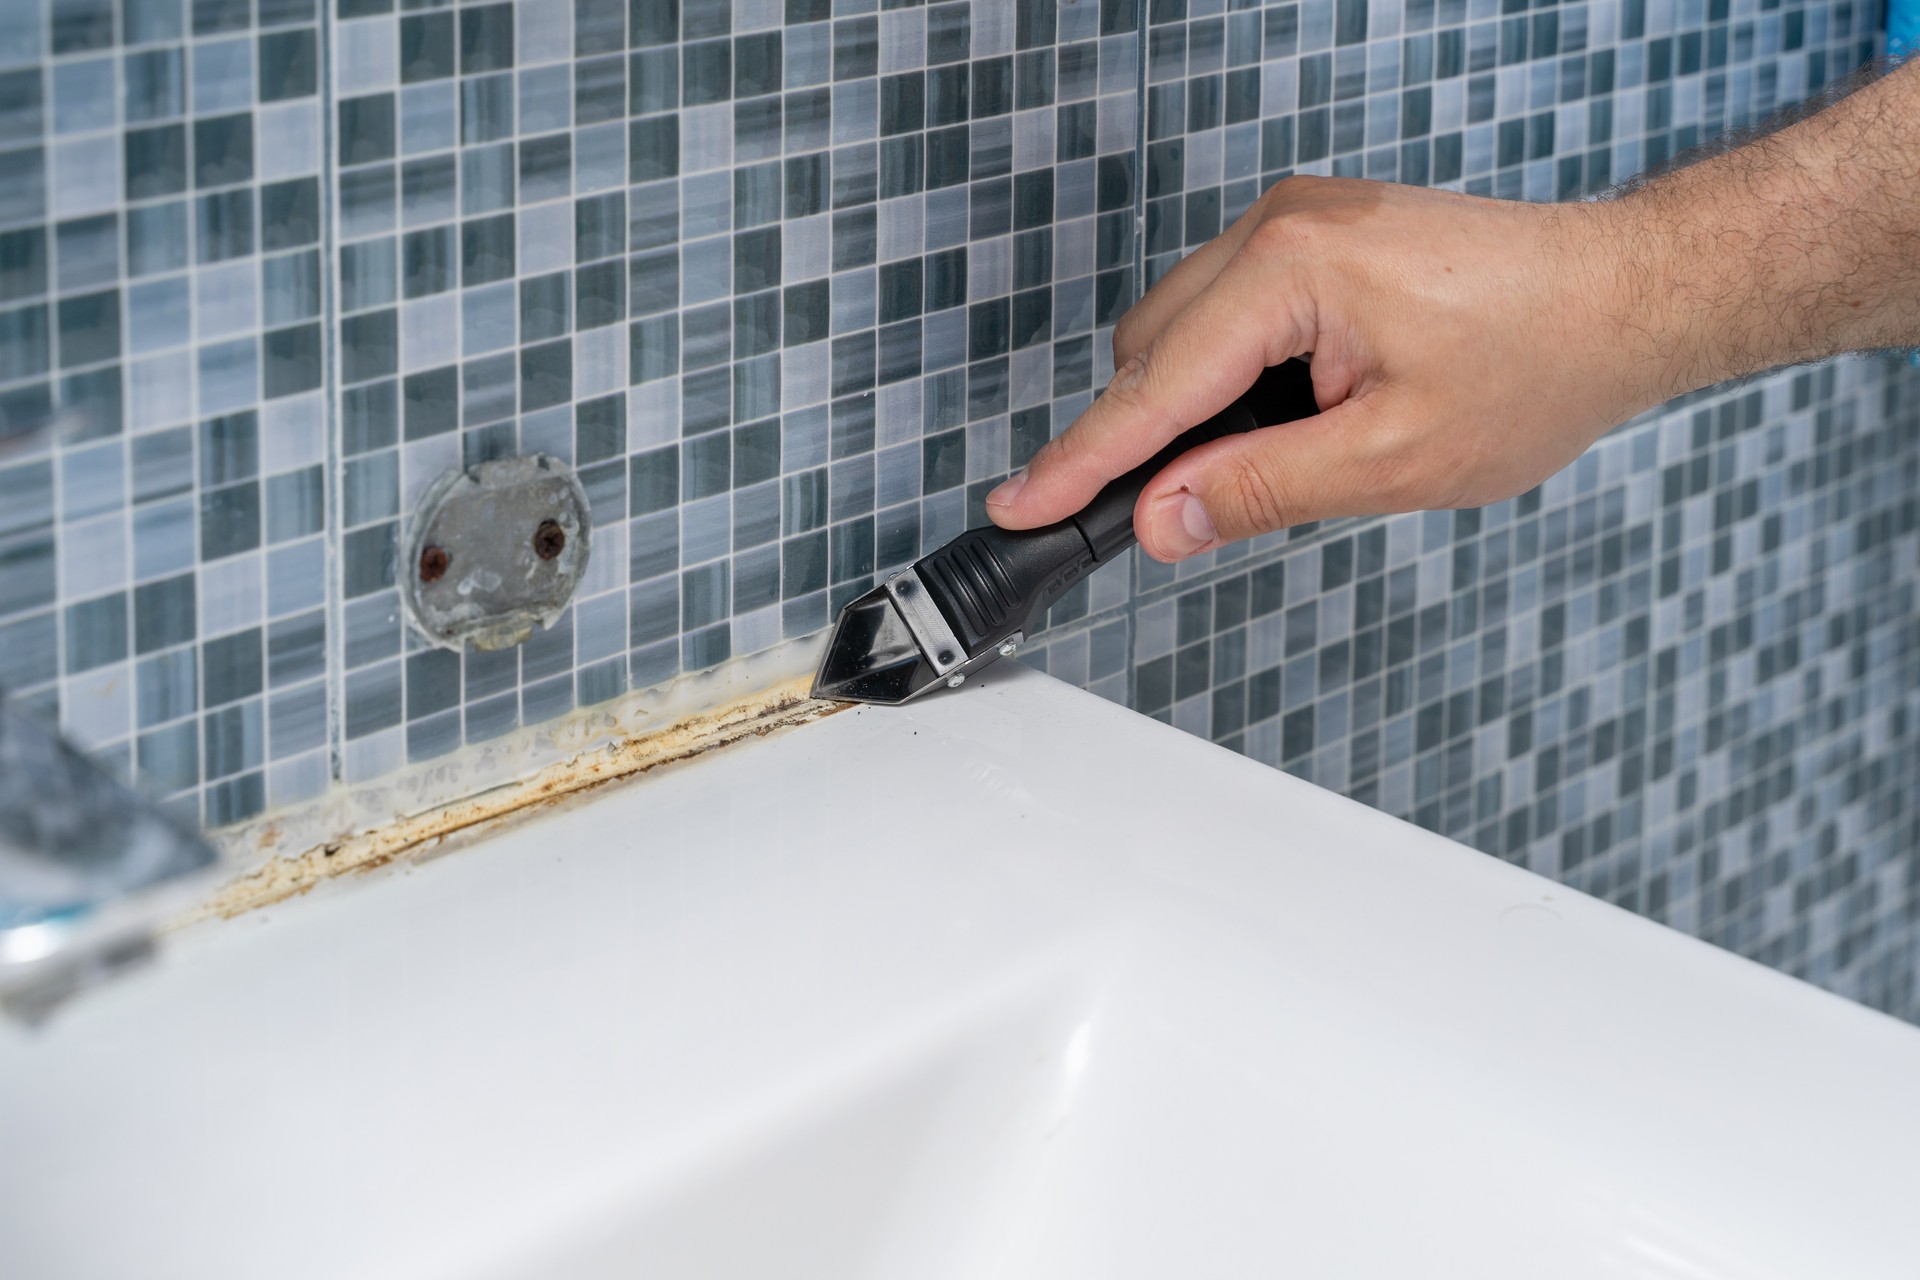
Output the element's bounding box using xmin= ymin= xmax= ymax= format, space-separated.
xmin=0 ymin=692 xmax=219 ymax=1024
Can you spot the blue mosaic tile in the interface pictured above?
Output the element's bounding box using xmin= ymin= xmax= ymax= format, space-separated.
xmin=0 ymin=0 xmax=330 ymax=826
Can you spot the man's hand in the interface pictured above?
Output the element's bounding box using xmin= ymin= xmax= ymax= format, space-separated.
xmin=986 ymin=59 xmax=1920 ymax=562
xmin=984 ymin=178 xmax=1658 ymax=561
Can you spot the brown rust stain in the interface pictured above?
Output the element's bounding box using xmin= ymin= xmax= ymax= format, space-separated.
xmin=189 ymin=676 xmax=849 ymax=924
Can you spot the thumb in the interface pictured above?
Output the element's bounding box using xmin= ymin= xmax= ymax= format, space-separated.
xmin=1131 ymin=398 xmax=1405 ymax=560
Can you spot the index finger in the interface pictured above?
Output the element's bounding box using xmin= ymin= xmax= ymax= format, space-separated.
xmin=1114 ymin=197 xmax=1274 ymax=365
xmin=986 ymin=253 xmax=1315 ymax=530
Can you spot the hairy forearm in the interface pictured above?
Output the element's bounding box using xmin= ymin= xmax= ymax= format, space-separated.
xmin=1603 ymin=57 xmax=1920 ymax=398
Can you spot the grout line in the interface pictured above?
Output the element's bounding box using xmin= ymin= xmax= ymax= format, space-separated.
xmin=1123 ymin=0 xmax=1152 ymax=715
xmin=318 ymin=0 xmax=345 ymax=798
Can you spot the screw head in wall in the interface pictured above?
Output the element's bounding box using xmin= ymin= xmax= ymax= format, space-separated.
xmin=946 ymin=674 xmax=966 ymax=689
xmin=401 ymin=454 xmax=593 ymax=651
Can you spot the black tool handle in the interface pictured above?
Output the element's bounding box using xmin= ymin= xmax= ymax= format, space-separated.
xmin=914 ymin=359 xmax=1323 ymax=653
xmin=1069 ymin=357 xmax=1321 ymax=562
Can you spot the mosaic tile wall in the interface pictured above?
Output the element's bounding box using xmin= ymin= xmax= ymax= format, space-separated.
xmin=1 ymin=0 xmax=1913 ymax=1016
xmin=0 ymin=0 xmax=329 ymax=827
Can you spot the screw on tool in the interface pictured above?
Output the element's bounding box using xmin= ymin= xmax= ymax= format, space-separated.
xmin=419 ymin=545 xmax=450 ymax=582
xmin=533 ymin=520 xmax=566 ymax=560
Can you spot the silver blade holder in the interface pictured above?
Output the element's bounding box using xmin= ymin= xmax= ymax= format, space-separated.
xmin=883 ymin=570 xmax=965 ymax=678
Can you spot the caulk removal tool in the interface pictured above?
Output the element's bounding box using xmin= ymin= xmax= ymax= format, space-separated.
xmin=811 ymin=358 xmax=1323 ymax=706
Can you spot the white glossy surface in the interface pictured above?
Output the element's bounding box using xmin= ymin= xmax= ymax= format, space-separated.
xmin=4 ymin=665 xmax=1918 ymax=1279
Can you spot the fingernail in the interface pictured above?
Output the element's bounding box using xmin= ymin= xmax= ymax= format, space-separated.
xmin=1151 ymin=491 xmax=1218 ymax=559
xmin=986 ymin=471 xmax=1027 ymax=509
xmin=1107 ymin=353 xmax=1148 ymax=396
